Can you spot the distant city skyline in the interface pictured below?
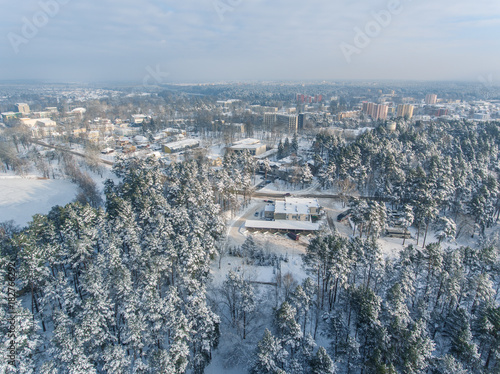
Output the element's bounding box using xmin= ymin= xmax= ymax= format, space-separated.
xmin=1 ymin=0 xmax=499 ymax=84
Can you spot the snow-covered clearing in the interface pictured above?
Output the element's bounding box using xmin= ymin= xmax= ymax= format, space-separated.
xmin=0 ymin=176 xmax=78 ymax=227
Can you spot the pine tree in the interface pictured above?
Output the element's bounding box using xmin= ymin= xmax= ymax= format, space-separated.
xmin=250 ymin=329 xmax=288 ymax=374
xmin=310 ymin=346 xmax=336 ymax=374
xmin=274 ymin=301 xmax=303 ymax=355
xmin=277 ymin=140 xmax=285 ymax=160
xmin=301 ymin=165 xmax=313 ymax=187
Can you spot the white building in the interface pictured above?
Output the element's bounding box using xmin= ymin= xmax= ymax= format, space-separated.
xmin=131 ymin=114 xmax=148 ymax=124
xmin=267 ymin=197 xmax=321 ymax=221
xmin=228 ymin=138 xmax=267 ymax=156
xmin=163 ymin=139 xmax=200 ymax=153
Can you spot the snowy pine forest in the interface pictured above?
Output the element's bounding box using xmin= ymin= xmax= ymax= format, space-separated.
xmin=1 ymin=119 xmax=500 ymax=373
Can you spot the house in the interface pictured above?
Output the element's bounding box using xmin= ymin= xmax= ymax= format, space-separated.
xmin=206 ymin=155 xmax=223 ymax=167
xmin=118 ymin=137 xmax=132 ymax=147
xmin=87 ymin=131 xmax=100 ymax=142
xmin=163 ymin=128 xmax=186 ymax=137
xmin=131 ymin=114 xmax=148 ymax=124
xmin=73 ymin=128 xmax=87 ymax=137
xmin=101 ymin=148 xmax=115 ymax=154
xmin=20 ymin=118 xmax=57 ymax=137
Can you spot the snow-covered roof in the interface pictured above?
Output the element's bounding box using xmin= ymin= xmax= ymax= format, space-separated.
xmin=232 ymin=138 xmax=261 ymax=146
xmin=163 ymin=139 xmax=200 ymax=150
xmin=133 ymin=135 xmax=148 ymax=143
xmin=245 ymin=220 xmax=320 ymax=231
xmin=255 ymin=149 xmax=278 ymax=159
xmin=275 ymin=201 xmax=310 ymax=216
xmin=285 ymin=197 xmax=320 ymax=210
xmin=265 ymin=204 xmax=275 ymax=212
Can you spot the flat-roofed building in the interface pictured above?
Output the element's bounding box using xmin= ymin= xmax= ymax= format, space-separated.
xmin=263 ymin=112 xmax=277 ymax=130
xmin=131 ymin=114 xmax=148 ymax=124
xmin=163 ymin=139 xmax=200 ymax=153
xmin=228 ymin=138 xmax=267 ymax=156
xmin=15 ymin=103 xmax=30 ymax=115
xmin=362 ymin=102 xmax=388 ymax=120
xmin=425 ymin=94 xmax=438 ymax=105
xmin=1 ymin=112 xmax=21 ymax=120
xmin=273 ymin=197 xmax=321 ymax=221
xmin=245 ymin=220 xmax=320 ymax=232
xmin=276 ymin=114 xmax=298 ymax=133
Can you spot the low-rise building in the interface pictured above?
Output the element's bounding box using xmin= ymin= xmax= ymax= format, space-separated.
xmin=87 ymin=131 xmax=100 ymax=142
xmin=228 ymin=138 xmax=267 ymax=156
xmin=163 ymin=139 xmax=200 ymax=153
xmin=245 ymin=220 xmax=320 ymax=233
xmin=20 ymin=118 xmax=57 ymax=137
xmin=266 ymin=197 xmax=321 ymax=222
xmin=131 ymin=114 xmax=148 ymax=124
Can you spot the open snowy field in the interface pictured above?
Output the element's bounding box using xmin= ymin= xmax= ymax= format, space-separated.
xmin=0 ymin=176 xmax=78 ymax=227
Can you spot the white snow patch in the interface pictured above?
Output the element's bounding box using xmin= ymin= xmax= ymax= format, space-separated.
xmin=0 ymin=176 xmax=78 ymax=227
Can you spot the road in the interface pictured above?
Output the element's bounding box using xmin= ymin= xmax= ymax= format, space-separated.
xmin=32 ymin=140 xmax=114 ymax=166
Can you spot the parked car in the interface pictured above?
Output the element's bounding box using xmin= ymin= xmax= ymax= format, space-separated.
xmin=337 ymin=210 xmax=351 ymax=222
xmin=287 ymin=232 xmax=300 ymax=241
xmin=284 ymin=193 xmax=291 ymax=197
xmin=254 ymin=212 xmax=259 ymax=217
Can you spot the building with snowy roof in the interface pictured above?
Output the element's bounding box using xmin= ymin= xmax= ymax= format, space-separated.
xmin=162 ymin=139 xmax=200 ymax=153
xmin=265 ymin=197 xmax=321 ymax=222
xmin=228 ymin=138 xmax=267 ymax=156
xmin=244 ymin=220 xmax=320 ymax=233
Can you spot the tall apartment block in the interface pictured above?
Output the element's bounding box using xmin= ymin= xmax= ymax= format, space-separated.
xmin=15 ymin=103 xmax=30 ymax=115
xmin=425 ymin=94 xmax=437 ymax=105
xmin=396 ymin=104 xmax=414 ymax=119
xmin=362 ymin=102 xmax=388 ymax=120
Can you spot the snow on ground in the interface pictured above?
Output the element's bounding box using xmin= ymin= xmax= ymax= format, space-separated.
xmin=0 ymin=175 xmax=78 ymax=227
xmin=205 ymin=355 xmax=245 ymax=374
xmin=209 ymin=195 xmax=488 ymax=373
xmin=258 ymin=179 xmax=321 ymax=195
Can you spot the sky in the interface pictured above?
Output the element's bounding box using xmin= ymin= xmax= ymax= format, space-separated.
xmin=0 ymin=0 xmax=499 ymax=84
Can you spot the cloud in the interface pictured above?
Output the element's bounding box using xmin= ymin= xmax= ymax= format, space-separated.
xmin=1 ymin=0 xmax=499 ymax=82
